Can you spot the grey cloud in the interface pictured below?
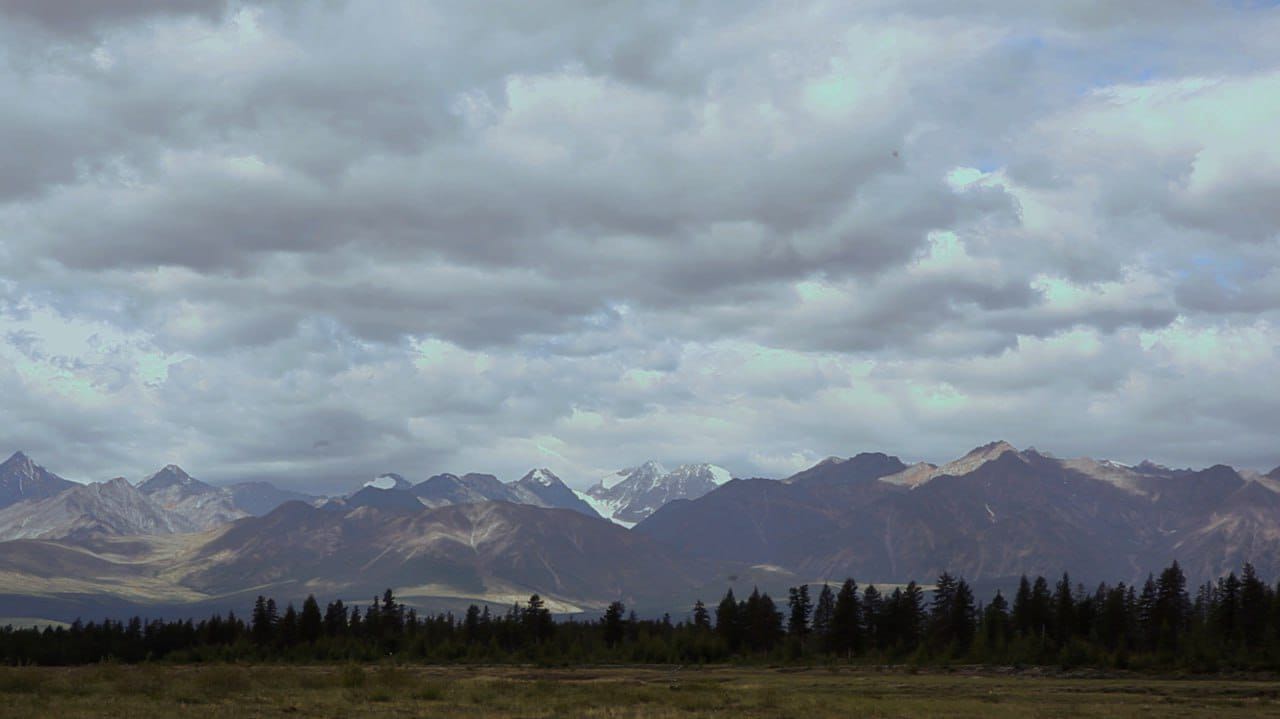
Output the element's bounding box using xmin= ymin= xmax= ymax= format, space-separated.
xmin=1 ymin=1 xmax=1278 ymax=490
xmin=0 ymin=0 xmax=228 ymax=35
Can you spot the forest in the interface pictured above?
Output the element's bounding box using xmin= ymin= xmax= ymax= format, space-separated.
xmin=4 ymin=561 xmax=1280 ymax=672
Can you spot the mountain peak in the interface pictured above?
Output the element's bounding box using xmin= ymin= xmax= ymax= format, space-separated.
xmin=363 ymin=473 xmax=411 ymax=491
xmin=668 ymin=463 xmax=732 ymax=486
xmin=519 ymin=468 xmax=563 ymax=488
xmin=0 ymin=451 xmax=76 ymax=509
xmin=138 ymin=464 xmax=215 ymax=497
xmin=599 ymin=461 xmax=668 ymax=491
xmin=966 ymin=440 xmax=1017 ymax=458
xmin=1 ymin=451 xmax=38 ymax=475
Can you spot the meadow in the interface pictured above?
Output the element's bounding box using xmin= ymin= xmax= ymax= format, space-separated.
xmin=1 ymin=664 xmax=1278 ymax=718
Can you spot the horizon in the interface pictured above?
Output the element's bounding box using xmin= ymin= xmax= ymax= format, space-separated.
xmin=4 ymin=440 xmax=1276 ymax=493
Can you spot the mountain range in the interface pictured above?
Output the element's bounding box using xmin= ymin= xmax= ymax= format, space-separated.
xmin=0 ymin=444 xmax=1277 ymax=621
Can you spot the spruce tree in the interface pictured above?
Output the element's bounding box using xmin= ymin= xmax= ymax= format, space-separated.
xmin=523 ymin=594 xmax=554 ymax=644
xmin=1053 ymin=572 xmax=1075 ymax=646
xmin=602 ymin=601 xmax=626 ymax=648
xmin=692 ymin=600 xmax=711 ymax=631
xmin=1012 ymin=575 xmax=1032 ymax=636
xmin=300 ymin=595 xmax=322 ymax=644
xmin=951 ymin=578 xmax=976 ymax=653
xmin=787 ymin=585 xmax=812 ymax=638
xmin=862 ymin=584 xmax=882 ymax=651
xmin=984 ymin=590 xmax=1010 ymax=647
xmin=812 ymin=584 xmax=835 ymax=645
xmin=1239 ymin=563 xmax=1269 ymax=650
xmin=715 ymin=589 xmax=740 ymax=651
xmin=278 ymin=604 xmax=299 ymax=648
xmin=251 ymin=595 xmax=275 ymax=646
xmin=830 ymin=579 xmax=861 ymax=656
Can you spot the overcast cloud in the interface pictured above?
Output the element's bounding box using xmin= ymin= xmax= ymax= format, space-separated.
xmin=1 ymin=1 xmax=1278 ymax=491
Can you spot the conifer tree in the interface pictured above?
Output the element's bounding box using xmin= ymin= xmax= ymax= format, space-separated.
xmin=830 ymin=579 xmax=861 ymax=656
xmin=716 ymin=589 xmax=741 ymax=651
xmin=812 ymin=584 xmax=834 ymax=645
xmin=251 ymin=595 xmax=276 ymax=646
xmin=692 ymin=600 xmax=711 ymax=631
xmin=523 ymin=594 xmax=554 ymax=644
xmin=1053 ymin=572 xmax=1075 ymax=646
xmin=861 ymin=584 xmax=882 ymax=651
xmin=984 ymin=589 xmax=1010 ymax=647
xmin=278 ymin=604 xmax=299 ymax=647
xmin=1239 ymin=563 xmax=1269 ymax=650
xmin=951 ymin=578 xmax=976 ymax=653
xmin=300 ymin=595 xmax=322 ymax=644
xmin=602 ymin=601 xmax=626 ymax=648
xmin=787 ymin=584 xmax=812 ymax=638
xmin=1012 ymin=575 xmax=1032 ymax=636
xmin=323 ymin=600 xmax=348 ymax=637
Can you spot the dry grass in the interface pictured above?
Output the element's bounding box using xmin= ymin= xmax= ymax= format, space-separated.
xmin=0 ymin=664 xmax=1277 ymax=717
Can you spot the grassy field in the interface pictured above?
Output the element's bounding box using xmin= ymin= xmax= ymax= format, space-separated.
xmin=1 ymin=664 xmax=1278 ymax=718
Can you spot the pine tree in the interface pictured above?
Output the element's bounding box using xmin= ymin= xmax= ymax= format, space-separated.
xmin=692 ymin=600 xmax=711 ymax=631
xmin=716 ymin=589 xmax=741 ymax=651
xmin=901 ymin=582 xmax=925 ymax=651
xmin=1012 ymin=575 xmax=1032 ymax=636
xmin=830 ymin=579 xmax=861 ymax=656
xmin=787 ymin=584 xmax=812 ymax=638
xmin=251 ymin=595 xmax=275 ymax=646
xmin=984 ymin=590 xmax=1010 ymax=647
xmin=463 ymin=605 xmax=483 ymax=643
xmin=300 ymin=595 xmax=322 ymax=644
xmin=862 ymin=584 xmax=882 ymax=651
xmin=1154 ymin=561 xmax=1189 ymax=653
xmin=602 ymin=601 xmax=626 ymax=648
xmin=930 ymin=572 xmax=957 ymax=651
xmin=381 ymin=589 xmax=403 ymax=635
xmin=323 ymin=600 xmax=348 ymax=637
xmin=1239 ymin=563 xmax=1269 ymax=650
xmin=1053 ymin=572 xmax=1075 ymax=646
xmin=812 ymin=584 xmax=835 ymax=645
xmin=278 ymin=604 xmax=299 ymax=647
xmin=523 ymin=594 xmax=554 ymax=644
xmin=951 ymin=578 xmax=976 ymax=653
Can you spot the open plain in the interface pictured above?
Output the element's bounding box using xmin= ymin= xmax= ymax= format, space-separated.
xmin=2 ymin=665 xmax=1279 ymax=718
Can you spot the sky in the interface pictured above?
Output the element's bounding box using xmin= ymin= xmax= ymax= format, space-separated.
xmin=1 ymin=1 xmax=1278 ymax=492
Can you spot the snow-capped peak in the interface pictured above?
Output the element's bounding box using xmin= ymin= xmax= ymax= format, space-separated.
xmin=524 ymin=468 xmax=560 ymax=487
xmin=586 ymin=460 xmax=729 ymax=526
xmin=600 ymin=460 xmax=668 ymax=490
xmin=363 ymin=473 xmax=411 ymax=491
xmin=708 ymin=464 xmax=731 ymax=485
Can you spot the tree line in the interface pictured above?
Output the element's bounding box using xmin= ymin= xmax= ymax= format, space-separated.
xmin=4 ymin=561 xmax=1280 ymax=670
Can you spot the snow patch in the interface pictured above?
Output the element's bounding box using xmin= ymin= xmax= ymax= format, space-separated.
xmin=708 ymin=465 xmax=732 ymax=485
xmin=528 ymin=468 xmax=557 ymax=487
xmin=364 ymin=473 xmax=410 ymax=491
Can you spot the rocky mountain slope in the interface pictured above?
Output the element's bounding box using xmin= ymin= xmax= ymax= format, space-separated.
xmin=137 ymin=465 xmax=248 ymax=530
xmin=0 ymin=477 xmax=195 ymax=541
xmin=636 ymin=442 xmax=1280 ymax=585
xmin=405 ymin=469 xmax=599 ymax=518
xmin=173 ymin=500 xmax=714 ymax=612
xmin=576 ymin=461 xmax=732 ymax=526
xmin=0 ymin=452 xmax=76 ymax=510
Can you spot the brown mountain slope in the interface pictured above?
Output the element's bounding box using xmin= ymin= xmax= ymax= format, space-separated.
xmin=175 ymin=500 xmax=711 ymax=612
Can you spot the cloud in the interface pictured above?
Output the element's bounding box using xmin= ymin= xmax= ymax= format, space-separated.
xmin=1 ymin=1 xmax=1278 ymax=491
